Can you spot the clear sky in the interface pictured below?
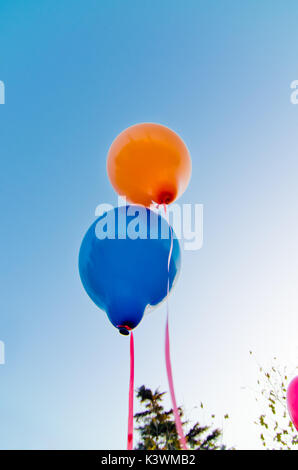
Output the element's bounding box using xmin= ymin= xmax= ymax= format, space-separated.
xmin=0 ymin=0 xmax=298 ymax=449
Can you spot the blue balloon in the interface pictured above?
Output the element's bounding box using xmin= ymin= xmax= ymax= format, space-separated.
xmin=79 ymin=205 xmax=181 ymax=334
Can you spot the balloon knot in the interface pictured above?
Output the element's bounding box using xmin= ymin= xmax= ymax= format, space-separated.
xmin=156 ymin=189 xmax=176 ymax=205
xmin=117 ymin=325 xmax=131 ymax=336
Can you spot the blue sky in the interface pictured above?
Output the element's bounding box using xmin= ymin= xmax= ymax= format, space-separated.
xmin=1 ymin=0 xmax=298 ymax=449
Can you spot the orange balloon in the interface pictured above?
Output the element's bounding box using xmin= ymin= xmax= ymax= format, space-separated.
xmin=107 ymin=123 xmax=191 ymax=207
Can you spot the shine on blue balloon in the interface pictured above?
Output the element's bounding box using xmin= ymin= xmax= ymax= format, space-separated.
xmin=79 ymin=205 xmax=181 ymax=334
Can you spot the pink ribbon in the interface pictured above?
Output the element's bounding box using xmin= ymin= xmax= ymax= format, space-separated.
xmin=164 ymin=205 xmax=188 ymax=450
xmin=127 ymin=330 xmax=134 ymax=450
xmin=123 ymin=203 xmax=187 ymax=451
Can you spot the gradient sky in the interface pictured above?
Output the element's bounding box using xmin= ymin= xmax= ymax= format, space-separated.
xmin=1 ymin=0 xmax=298 ymax=449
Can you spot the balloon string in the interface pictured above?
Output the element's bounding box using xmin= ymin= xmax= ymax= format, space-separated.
xmin=163 ymin=205 xmax=188 ymax=450
xmin=127 ymin=330 xmax=134 ymax=450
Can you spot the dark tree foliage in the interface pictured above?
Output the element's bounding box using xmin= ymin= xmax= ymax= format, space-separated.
xmin=134 ymin=385 xmax=228 ymax=450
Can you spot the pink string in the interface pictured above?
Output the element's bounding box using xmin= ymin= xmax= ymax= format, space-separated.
xmin=164 ymin=205 xmax=188 ymax=450
xmin=127 ymin=330 xmax=134 ymax=450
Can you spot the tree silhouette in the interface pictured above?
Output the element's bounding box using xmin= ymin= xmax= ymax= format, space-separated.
xmin=134 ymin=385 xmax=228 ymax=450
